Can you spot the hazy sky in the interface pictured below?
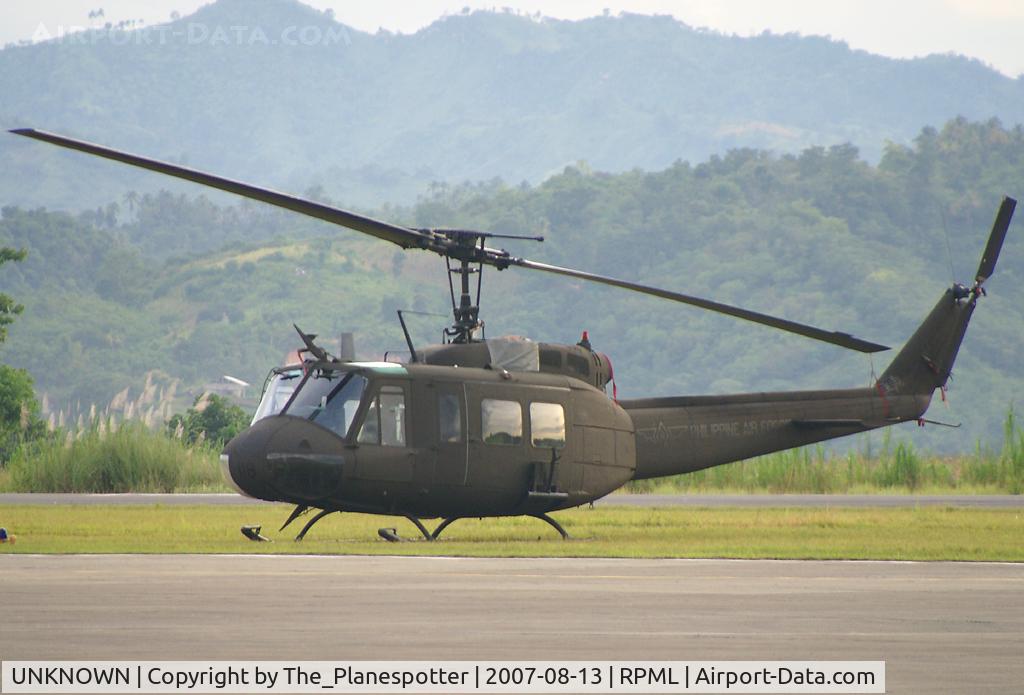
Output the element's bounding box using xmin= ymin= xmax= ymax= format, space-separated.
xmin=3 ymin=0 xmax=1023 ymax=77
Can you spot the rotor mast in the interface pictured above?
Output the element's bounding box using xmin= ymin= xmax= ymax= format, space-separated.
xmin=444 ymin=233 xmax=486 ymax=343
xmin=436 ymin=229 xmax=543 ymax=343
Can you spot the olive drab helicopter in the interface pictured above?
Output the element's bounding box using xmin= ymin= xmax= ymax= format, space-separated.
xmin=11 ymin=128 xmax=1017 ymax=541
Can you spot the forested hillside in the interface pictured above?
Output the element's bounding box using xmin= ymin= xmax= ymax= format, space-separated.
xmin=1 ymin=118 xmax=1021 ymax=451
xmin=2 ymin=0 xmax=1023 ymax=209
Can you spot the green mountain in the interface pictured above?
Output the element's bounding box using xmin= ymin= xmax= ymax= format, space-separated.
xmin=1 ymin=0 xmax=1022 ymax=210
xmin=1 ymin=118 xmax=1022 ymax=452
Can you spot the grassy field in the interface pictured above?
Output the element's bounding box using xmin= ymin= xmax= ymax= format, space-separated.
xmin=0 ymin=503 xmax=1020 ymax=561
xmin=5 ymin=413 xmax=1020 ymax=561
xmin=3 ymin=422 xmax=225 ymax=493
xmin=5 ymin=410 xmax=1023 ymax=494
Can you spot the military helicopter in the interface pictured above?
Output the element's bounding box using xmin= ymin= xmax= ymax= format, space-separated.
xmin=11 ymin=128 xmax=1017 ymax=541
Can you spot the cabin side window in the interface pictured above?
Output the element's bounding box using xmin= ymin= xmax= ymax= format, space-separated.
xmin=358 ymin=385 xmax=407 ymax=446
xmin=529 ymin=402 xmax=565 ymax=449
xmin=481 ymin=398 xmax=523 ymax=446
xmin=438 ymin=392 xmax=462 ymax=443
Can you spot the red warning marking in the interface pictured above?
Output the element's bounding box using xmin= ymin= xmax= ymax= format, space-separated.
xmin=875 ymin=381 xmax=891 ymax=419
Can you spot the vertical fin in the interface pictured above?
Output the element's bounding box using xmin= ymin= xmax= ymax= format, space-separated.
xmin=879 ymin=197 xmax=1015 ymax=397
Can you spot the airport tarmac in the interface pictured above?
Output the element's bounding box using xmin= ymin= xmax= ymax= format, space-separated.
xmin=0 ymin=555 xmax=1021 ymax=693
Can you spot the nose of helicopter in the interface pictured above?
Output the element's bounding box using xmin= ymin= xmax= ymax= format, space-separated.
xmin=221 ymin=417 xmax=288 ymax=500
xmin=221 ymin=416 xmax=346 ymax=503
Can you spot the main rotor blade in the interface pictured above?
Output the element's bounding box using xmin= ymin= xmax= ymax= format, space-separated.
xmin=511 ymin=258 xmax=890 ymax=353
xmin=975 ymin=196 xmax=1016 ymax=285
xmin=9 ymin=128 xmax=430 ymax=250
xmin=11 ymin=127 xmax=888 ymax=353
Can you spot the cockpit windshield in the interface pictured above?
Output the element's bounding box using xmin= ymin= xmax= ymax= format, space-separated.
xmin=282 ymin=369 xmax=368 ymax=438
xmin=252 ymin=369 xmax=303 ymax=424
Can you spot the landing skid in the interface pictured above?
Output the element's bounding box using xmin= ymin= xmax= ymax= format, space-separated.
xmin=278 ymin=506 xmax=569 ymax=542
xmin=429 ymin=513 xmax=570 ymax=541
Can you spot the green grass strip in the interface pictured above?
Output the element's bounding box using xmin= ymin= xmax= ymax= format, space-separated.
xmin=7 ymin=411 xmax=1024 ymax=494
xmin=0 ymin=504 xmax=1020 ymax=561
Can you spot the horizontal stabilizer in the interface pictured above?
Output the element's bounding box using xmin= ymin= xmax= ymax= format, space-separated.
xmin=791 ymin=418 xmax=897 ymax=429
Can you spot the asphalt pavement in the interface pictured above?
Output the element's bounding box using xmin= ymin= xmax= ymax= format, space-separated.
xmin=0 ymin=555 xmax=1021 ymax=693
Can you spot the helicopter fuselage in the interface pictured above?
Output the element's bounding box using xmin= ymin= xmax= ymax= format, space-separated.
xmin=223 ymin=358 xmax=636 ymax=519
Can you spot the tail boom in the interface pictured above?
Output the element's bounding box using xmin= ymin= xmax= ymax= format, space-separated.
xmin=622 ymin=387 xmax=927 ymax=480
xmin=623 ymin=283 xmax=974 ymax=481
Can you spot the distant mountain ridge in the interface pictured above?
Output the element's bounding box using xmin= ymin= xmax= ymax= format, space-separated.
xmin=1 ymin=0 xmax=1022 ymax=210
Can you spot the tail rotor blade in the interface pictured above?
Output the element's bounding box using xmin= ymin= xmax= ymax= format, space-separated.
xmin=975 ymin=196 xmax=1016 ymax=286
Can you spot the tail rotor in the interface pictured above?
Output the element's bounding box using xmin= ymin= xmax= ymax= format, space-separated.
xmin=879 ymin=196 xmax=1016 ymax=400
xmin=972 ymin=196 xmax=1016 ymax=296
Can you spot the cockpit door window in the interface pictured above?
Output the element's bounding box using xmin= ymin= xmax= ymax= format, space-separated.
xmin=358 ymin=385 xmax=407 ymax=446
xmin=438 ymin=392 xmax=462 ymax=443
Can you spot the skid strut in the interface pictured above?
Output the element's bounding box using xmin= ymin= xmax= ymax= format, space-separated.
xmin=279 ymin=504 xmax=310 ymax=532
xmin=405 ymin=516 xmax=434 ymax=541
xmin=295 ymin=509 xmax=336 ymax=541
xmin=532 ymin=513 xmax=570 ymax=540
xmin=430 ymin=517 xmax=462 ymax=540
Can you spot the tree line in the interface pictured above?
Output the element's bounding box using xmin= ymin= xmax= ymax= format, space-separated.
xmin=1 ymin=117 xmax=1022 ymax=452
